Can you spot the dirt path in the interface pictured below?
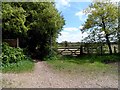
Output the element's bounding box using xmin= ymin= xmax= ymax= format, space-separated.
xmin=2 ymin=61 xmax=118 ymax=88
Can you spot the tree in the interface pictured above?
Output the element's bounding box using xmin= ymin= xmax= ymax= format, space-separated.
xmin=2 ymin=2 xmax=28 ymax=39
xmin=82 ymin=0 xmax=118 ymax=54
xmin=2 ymin=2 xmax=65 ymax=59
xmin=23 ymin=2 xmax=65 ymax=58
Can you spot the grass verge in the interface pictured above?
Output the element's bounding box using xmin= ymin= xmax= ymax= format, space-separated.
xmin=47 ymin=55 xmax=118 ymax=75
xmin=2 ymin=60 xmax=34 ymax=73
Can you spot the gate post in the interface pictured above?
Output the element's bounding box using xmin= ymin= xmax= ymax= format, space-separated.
xmin=17 ymin=38 xmax=19 ymax=47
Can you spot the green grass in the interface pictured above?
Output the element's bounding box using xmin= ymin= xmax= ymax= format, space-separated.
xmin=2 ymin=60 xmax=34 ymax=73
xmin=47 ymin=55 xmax=119 ymax=74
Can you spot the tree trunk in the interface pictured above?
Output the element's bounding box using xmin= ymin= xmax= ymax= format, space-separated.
xmin=101 ymin=16 xmax=112 ymax=55
xmin=105 ymin=34 xmax=112 ymax=54
xmin=100 ymin=46 xmax=103 ymax=55
xmin=114 ymin=46 xmax=116 ymax=54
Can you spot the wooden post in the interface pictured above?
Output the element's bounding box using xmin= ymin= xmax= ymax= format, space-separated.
xmin=17 ymin=38 xmax=19 ymax=47
xmin=114 ymin=46 xmax=116 ymax=54
xmin=91 ymin=47 xmax=93 ymax=54
xmin=100 ymin=46 xmax=103 ymax=55
xmin=80 ymin=45 xmax=83 ymax=55
xmin=87 ymin=47 xmax=89 ymax=54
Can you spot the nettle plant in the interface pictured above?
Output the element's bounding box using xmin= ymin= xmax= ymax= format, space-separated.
xmin=2 ymin=42 xmax=30 ymax=65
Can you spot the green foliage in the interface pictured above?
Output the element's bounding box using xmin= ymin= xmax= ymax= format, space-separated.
xmin=2 ymin=2 xmax=28 ymax=38
xmin=23 ymin=2 xmax=65 ymax=59
xmin=43 ymin=49 xmax=60 ymax=61
xmin=2 ymin=42 xmax=32 ymax=65
xmin=82 ymin=0 xmax=118 ymax=54
xmin=83 ymin=1 xmax=118 ymax=33
xmin=2 ymin=60 xmax=34 ymax=73
xmin=2 ymin=2 xmax=65 ymax=59
xmin=46 ymin=54 xmax=119 ymax=64
xmin=77 ymin=54 xmax=119 ymax=63
xmin=1 ymin=42 xmax=34 ymax=73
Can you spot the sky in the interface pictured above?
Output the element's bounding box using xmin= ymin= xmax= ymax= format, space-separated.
xmin=55 ymin=0 xmax=92 ymax=43
xmin=55 ymin=0 xmax=119 ymax=43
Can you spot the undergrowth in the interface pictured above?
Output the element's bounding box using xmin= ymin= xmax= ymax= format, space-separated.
xmin=1 ymin=42 xmax=34 ymax=73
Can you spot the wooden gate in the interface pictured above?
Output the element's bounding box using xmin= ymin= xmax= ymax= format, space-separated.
xmin=57 ymin=47 xmax=80 ymax=56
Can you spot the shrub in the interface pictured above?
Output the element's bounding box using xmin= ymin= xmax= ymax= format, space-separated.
xmin=2 ymin=42 xmax=31 ymax=65
xmin=2 ymin=60 xmax=34 ymax=73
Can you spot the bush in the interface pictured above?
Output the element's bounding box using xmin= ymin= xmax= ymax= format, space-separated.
xmin=2 ymin=42 xmax=32 ymax=65
xmin=43 ymin=48 xmax=60 ymax=61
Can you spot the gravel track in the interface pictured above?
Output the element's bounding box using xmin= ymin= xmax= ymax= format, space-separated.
xmin=2 ymin=61 xmax=118 ymax=88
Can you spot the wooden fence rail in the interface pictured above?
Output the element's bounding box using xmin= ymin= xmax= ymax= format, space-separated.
xmin=57 ymin=45 xmax=118 ymax=56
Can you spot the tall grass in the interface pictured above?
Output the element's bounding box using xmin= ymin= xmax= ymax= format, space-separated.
xmin=2 ymin=60 xmax=34 ymax=73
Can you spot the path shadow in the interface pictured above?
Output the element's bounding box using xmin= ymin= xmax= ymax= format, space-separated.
xmin=32 ymin=59 xmax=43 ymax=63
